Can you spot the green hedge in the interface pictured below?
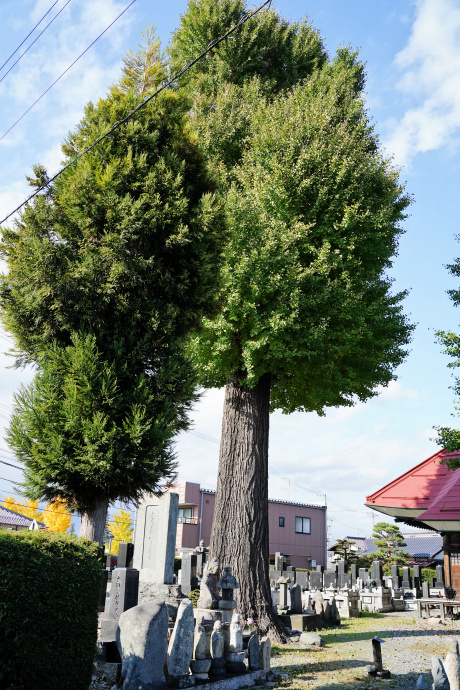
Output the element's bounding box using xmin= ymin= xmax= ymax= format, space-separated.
xmin=0 ymin=530 xmax=102 ymax=690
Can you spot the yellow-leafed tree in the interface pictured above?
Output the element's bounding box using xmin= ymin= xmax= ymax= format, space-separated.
xmin=20 ymin=498 xmax=44 ymax=522
xmin=107 ymin=509 xmax=133 ymax=555
xmin=43 ymin=499 xmax=71 ymax=533
xmin=1 ymin=494 xmax=22 ymax=512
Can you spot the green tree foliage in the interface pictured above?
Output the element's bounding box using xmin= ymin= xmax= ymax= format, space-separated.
xmin=0 ymin=37 xmax=225 ymax=541
xmin=7 ymin=334 xmax=178 ymax=513
xmin=191 ymin=56 xmax=412 ymax=409
xmin=372 ymin=522 xmax=411 ymax=565
xmin=119 ymin=24 xmax=166 ymax=95
xmin=331 ymin=539 xmax=360 ymax=567
xmin=169 ymin=0 xmax=413 ymax=639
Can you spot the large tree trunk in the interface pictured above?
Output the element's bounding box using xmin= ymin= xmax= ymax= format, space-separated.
xmin=79 ymin=498 xmax=109 ymax=545
xmin=209 ymin=373 xmax=286 ymax=643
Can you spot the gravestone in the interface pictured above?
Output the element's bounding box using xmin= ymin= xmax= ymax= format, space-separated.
xmin=181 ymin=553 xmax=198 ymax=596
xmin=310 ymin=571 xmax=323 ymax=590
xmin=391 ymin=565 xmax=401 ymax=588
xmin=324 ymin=572 xmax=337 ymax=589
xmin=100 ymin=568 xmax=139 ymax=643
xmin=290 ymin=583 xmax=302 ymax=614
xmin=196 ymin=540 xmax=208 ymax=578
xmin=337 ymin=561 xmax=345 ymax=579
xmin=359 ymin=568 xmax=369 ymax=585
xmin=413 ymin=564 xmax=421 ymax=590
xmin=295 ymin=571 xmax=309 ymax=590
xmin=117 ymin=542 xmax=134 ymax=569
xmin=274 ymin=552 xmax=284 ymax=571
xmin=435 ymin=565 xmax=445 ymax=588
xmin=371 ymin=560 xmax=383 ymax=586
xmin=430 ymin=577 xmax=436 ymax=589
xmin=133 ymin=491 xmax=179 ymax=587
xmin=269 ymin=569 xmax=282 ymax=583
xmin=350 ymin=564 xmax=358 ymax=586
xmin=340 ymin=574 xmax=352 ymax=590
xmin=316 ymin=564 xmax=324 ymax=573
xmin=401 ymin=567 xmax=411 ymax=589
xmin=422 ymin=581 xmax=430 ymax=599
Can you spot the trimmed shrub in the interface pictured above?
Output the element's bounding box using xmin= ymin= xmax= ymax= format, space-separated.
xmin=0 ymin=530 xmax=101 ymax=690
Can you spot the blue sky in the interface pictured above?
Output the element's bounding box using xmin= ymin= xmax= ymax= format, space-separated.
xmin=1 ymin=0 xmax=460 ymax=542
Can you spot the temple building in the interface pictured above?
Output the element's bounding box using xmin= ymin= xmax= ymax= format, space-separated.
xmin=366 ymin=448 xmax=460 ymax=591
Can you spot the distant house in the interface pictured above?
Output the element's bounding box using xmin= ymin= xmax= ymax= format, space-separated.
xmin=0 ymin=505 xmax=45 ymax=531
xmin=166 ymin=481 xmax=327 ymax=569
xmin=328 ymin=531 xmax=443 ymax=568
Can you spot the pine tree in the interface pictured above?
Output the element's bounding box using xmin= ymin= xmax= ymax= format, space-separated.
xmin=170 ymin=0 xmax=413 ymax=640
xmin=372 ymin=522 xmax=410 ymax=565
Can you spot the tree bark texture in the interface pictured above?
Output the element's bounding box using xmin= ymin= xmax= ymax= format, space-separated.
xmin=79 ymin=498 xmax=109 ymax=545
xmin=209 ymin=374 xmax=286 ymax=643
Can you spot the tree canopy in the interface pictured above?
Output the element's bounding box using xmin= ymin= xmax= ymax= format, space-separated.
xmin=372 ymin=522 xmax=410 ymax=565
xmin=0 ymin=38 xmax=225 ymax=540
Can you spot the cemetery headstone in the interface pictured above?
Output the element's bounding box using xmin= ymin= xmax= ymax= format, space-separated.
xmin=391 ymin=565 xmax=401 ymax=588
xmin=340 ymin=573 xmax=352 ymax=590
xmin=133 ymin=491 xmax=178 ymax=588
xmin=100 ymin=568 xmax=139 ymax=642
xmin=290 ymin=583 xmax=302 ymax=614
xmin=259 ymin=637 xmax=271 ymax=671
xmin=274 ymin=552 xmax=284 ymax=571
xmin=444 ymin=638 xmax=460 ymax=690
xmin=167 ymin=598 xmax=195 ymax=683
xmin=181 ymin=553 xmax=198 ymax=596
xmin=117 ymin=542 xmax=134 ymax=569
xmin=359 ymin=568 xmax=369 ymax=585
xmin=324 ymin=572 xmax=337 ymax=589
xmin=371 ymin=560 xmax=383 ymax=586
xmin=401 ymin=567 xmax=411 ymax=589
xmin=350 ymin=564 xmax=358 ymax=586
xmin=116 ymin=600 xmax=168 ymax=690
xmin=310 ymin=571 xmax=323 ymax=590
xmin=248 ymin=634 xmax=260 ymax=670
xmin=422 ymin=581 xmax=430 ymax=599
xmin=316 ymin=564 xmax=324 ymax=573
xmin=435 ymin=565 xmax=445 ymax=589
xmin=295 ymin=570 xmax=309 ymax=590
xmin=337 ymin=561 xmax=345 ymax=578
xmin=269 ymin=569 xmax=282 ymax=583
xmin=196 ymin=540 xmax=208 ymax=578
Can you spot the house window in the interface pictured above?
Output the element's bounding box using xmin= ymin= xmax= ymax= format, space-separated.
xmin=178 ymin=508 xmax=193 ymax=523
xmin=279 ymin=517 xmax=285 ymax=527
xmin=295 ymin=517 xmax=311 ymax=534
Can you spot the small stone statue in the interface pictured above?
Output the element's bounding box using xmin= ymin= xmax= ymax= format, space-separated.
xmin=228 ymin=612 xmax=243 ymax=652
xmin=197 ymin=557 xmax=220 ymax=610
xmin=193 ymin=621 xmax=208 ymax=660
xmin=444 ymin=639 xmax=460 ymax=690
xmin=210 ymin=621 xmax=226 ymax=678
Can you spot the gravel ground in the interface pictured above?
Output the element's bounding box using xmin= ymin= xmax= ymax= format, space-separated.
xmin=92 ymin=610 xmax=460 ymax=689
xmin=265 ymin=610 xmax=460 ymax=689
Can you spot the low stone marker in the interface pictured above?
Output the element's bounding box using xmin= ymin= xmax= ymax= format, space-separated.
xmin=299 ymin=632 xmax=323 ymax=647
xmin=116 ymin=600 xmax=169 ymax=690
xmin=432 ymin=655 xmax=450 ymax=690
xmin=444 ymin=639 xmax=460 ymax=690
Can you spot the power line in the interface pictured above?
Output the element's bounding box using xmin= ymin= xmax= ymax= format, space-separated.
xmin=0 ymin=0 xmax=72 ymax=86
xmin=0 ymin=458 xmax=23 ymax=470
xmin=0 ymin=1 xmax=60 ymax=74
xmin=0 ymin=0 xmax=136 ymax=145
xmin=1 ymin=0 xmax=272 ymax=225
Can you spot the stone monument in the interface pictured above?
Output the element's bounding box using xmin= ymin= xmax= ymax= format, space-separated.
xmin=133 ymin=491 xmax=179 ymax=602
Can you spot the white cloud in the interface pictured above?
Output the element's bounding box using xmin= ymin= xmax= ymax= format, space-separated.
xmin=384 ymin=0 xmax=460 ymax=166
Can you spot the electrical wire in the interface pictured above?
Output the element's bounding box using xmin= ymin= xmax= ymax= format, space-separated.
xmin=0 ymin=1 xmax=59 ymax=73
xmin=1 ymin=0 xmax=272 ymax=225
xmin=0 ymin=0 xmax=136 ymax=146
xmin=0 ymin=459 xmax=22 ymax=470
xmin=0 ymin=0 xmax=72 ymax=86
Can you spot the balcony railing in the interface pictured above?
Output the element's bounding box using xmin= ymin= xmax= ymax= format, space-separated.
xmin=178 ymin=517 xmax=198 ymax=525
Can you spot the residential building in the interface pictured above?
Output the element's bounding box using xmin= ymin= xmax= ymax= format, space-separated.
xmin=168 ymin=481 xmax=327 ymax=569
xmin=0 ymin=505 xmax=45 ymax=531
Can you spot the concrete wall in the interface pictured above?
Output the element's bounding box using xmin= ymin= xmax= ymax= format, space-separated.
xmin=169 ymin=481 xmax=327 ymax=568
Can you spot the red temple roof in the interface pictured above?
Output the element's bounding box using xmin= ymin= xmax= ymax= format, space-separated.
xmin=365 ymin=448 xmax=460 ymax=532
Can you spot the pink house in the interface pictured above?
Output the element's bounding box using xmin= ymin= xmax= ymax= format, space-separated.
xmin=169 ymin=481 xmax=327 ymax=569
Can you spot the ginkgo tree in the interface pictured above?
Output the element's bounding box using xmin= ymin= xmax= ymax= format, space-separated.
xmin=171 ymin=0 xmax=413 ymax=639
xmin=1 ymin=494 xmax=71 ymax=533
xmin=106 ymin=509 xmax=134 ymax=555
